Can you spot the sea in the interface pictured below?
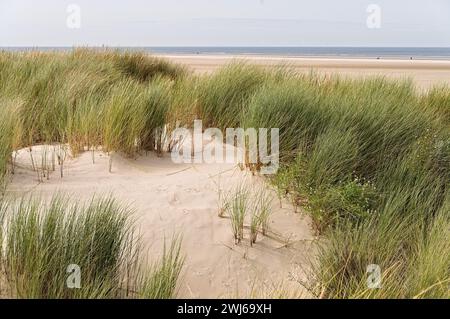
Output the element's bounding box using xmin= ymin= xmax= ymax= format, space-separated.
xmin=2 ymin=47 xmax=450 ymax=60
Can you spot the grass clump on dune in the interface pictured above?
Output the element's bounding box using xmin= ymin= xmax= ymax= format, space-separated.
xmin=1 ymin=195 xmax=138 ymax=298
xmin=228 ymin=185 xmax=249 ymax=244
xmin=221 ymin=183 xmax=273 ymax=246
xmin=312 ymin=199 xmax=449 ymax=299
xmin=249 ymin=187 xmax=273 ymax=245
xmin=0 ymin=49 xmax=182 ymax=173
xmin=0 ymin=195 xmax=184 ymax=299
xmin=265 ymin=75 xmax=449 ymax=298
xmin=197 ymin=62 xmax=268 ymax=130
xmin=421 ymin=85 xmax=450 ymax=125
xmin=242 ymin=78 xmax=329 ymax=162
xmin=103 ymin=77 xmax=171 ymax=171
xmin=166 ymin=75 xmax=202 ymax=130
xmin=139 ymin=236 xmax=184 ymax=299
xmin=0 ymin=99 xmax=22 ymax=189
xmin=112 ymin=51 xmax=186 ymax=82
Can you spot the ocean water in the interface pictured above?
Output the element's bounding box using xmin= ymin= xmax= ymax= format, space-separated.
xmin=3 ymin=47 xmax=450 ymax=60
xmin=139 ymin=47 xmax=450 ymax=60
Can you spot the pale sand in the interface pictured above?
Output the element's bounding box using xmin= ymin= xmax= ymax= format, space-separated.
xmin=160 ymin=54 xmax=450 ymax=91
xmin=6 ymin=145 xmax=315 ymax=298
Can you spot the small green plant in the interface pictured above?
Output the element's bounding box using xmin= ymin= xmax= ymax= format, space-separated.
xmin=0 ymin=99 xmax=21 ymax=189
xmin=249 ymin=188 xmax=273 ymax=246
xmin=139 ymin=235 xmax=185 ymax=299
xmin=307 ymin=179 xmax=378 ymax=233
xmin=230 ymin=190 xmax=248 ymax=244
xmin=257 ymin=189 xmax=273 ymax=237
xmin=249 ymin=210 xmax=259 ymax=246
xmin=221 ymin=183 xmax=273 ymax=246
xmin=224 ymin=184 xmax=250 ymax=244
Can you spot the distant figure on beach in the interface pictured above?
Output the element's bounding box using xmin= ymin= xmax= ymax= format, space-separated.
xmin=410 ymin=57 xmax=413 ymax=60
xmin=377 ymin=57 xmax=380 ymax=60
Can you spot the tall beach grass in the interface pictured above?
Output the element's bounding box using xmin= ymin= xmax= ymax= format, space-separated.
xmin=0 ymin=49 xmax=448 ymax=298
xmin=0 ymin=194 xmax=184 ymax=299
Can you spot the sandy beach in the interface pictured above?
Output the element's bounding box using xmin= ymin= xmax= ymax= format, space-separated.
xmin=160 ymin=55 xmax=450 ymax=91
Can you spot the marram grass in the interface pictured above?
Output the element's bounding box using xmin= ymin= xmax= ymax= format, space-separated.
xmin=0 ymin=194 xmax=184 ymax=299
xmin=0 ymin=49 xmax=448 ymax=298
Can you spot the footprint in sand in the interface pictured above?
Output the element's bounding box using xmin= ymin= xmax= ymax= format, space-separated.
xmin=156 ymin=185 xmax=169 ymax=193
xmin=169 ymin=192 xmax=180 ymax=205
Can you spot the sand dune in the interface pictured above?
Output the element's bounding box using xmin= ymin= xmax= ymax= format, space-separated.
xmin=160 ymin=54 xmax=450 ymax=91
xmin=7 ymin=145 xmax=315 ymax=298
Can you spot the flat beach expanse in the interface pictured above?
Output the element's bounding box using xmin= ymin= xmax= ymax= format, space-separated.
xmin=160 ymin=54 xmax=450 ymax=91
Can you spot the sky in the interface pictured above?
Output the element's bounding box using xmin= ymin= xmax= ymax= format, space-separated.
xmin=1 ymin=0 xmax=449 ymax=47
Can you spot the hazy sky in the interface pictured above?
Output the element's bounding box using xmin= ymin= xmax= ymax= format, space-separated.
xmin=1 ymin=0 xmax=449 ymax=46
